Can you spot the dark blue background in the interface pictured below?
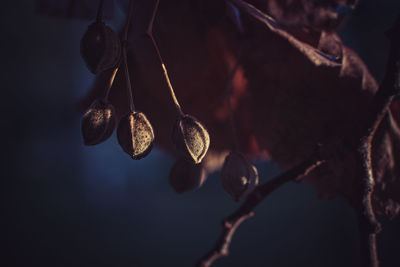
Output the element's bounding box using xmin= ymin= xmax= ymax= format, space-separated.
xmin=3 ymin=0 xmax=400 ymax=266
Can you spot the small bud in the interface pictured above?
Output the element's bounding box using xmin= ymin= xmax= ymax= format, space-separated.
xmin=169 ymin=158 xmax=207 ymax=193
xmin=172 ymin=115 xmax=210 ymax=164
xmin=221 ymin=152 xmax=259 ymax=201
xmin=81 ymin=99 xmax=116 ymax=146
xmin=80 ymin=22 xmax=121 ymax=74
xmin=117 ymin=111 xmax=155 ymax=160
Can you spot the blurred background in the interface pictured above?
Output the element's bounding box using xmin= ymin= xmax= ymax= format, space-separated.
xmin=3 ymin=0 xmax=400 ymax=266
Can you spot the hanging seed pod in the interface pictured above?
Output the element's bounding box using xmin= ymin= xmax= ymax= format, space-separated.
xmin=172 ymin=115 xmax=210 ymax=164
xmin=169 ymin=158 xmax=207 ymax=193
xmin=80 ymin=22 xmax=121 ymax=74
xmin=244 ymin=164 xmax=259 ymax=196
xmin=81 ymin=99 xmax=116 ymax=146
xmin=117 ymin=111 xmax=155 ymax=160
xmin=221 ymin=152 xmax=259 ymax=202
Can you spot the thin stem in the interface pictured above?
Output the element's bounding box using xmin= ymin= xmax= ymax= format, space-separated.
xmin=123 ymin=0 xmax=135 ymax=42
xmin=122 ymin=46 xmax=135 ymax=112
xmin=103 ymin=66 xmax=119 ymax=101
xmin=121 ymin=0 xmax=136 ymax=112
xmin=67 ymin=0 xmax=77 ymax=19
xmin=146 ymin=0 xmax=184 ymax=117
xmin=96 ymin=0 xmax=105 ymax=22
xmin=161 ymin=63 xmax=183 ymax=116
xmin=227 ymin=94 xmax=239 ymax=151
xmin=225 ymin=55 xmax=242 ymax=151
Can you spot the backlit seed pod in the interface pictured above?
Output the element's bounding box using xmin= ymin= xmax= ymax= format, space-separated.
xmin=117 ymin=111 xmax=155 ymax=160
xmin=169 ymin=158 xmax=207 ymax=194
xmin=80 ymin=22 xmax=121 ymax=74
xmin=221 ymin=152 xmax=259 ymax=202
xmin=81 ymin=99 xmax=116 ymax=146
xmin=242 ymin=164 xmax=259 ymax=198
xmin=172 ymin=115 xmax=210 ymax=164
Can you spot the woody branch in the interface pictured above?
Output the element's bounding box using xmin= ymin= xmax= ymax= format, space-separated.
xmin=352 ymin=14 xmax=400 ymax=267
xmin=197 ymin=10 xmax=400 ymax=267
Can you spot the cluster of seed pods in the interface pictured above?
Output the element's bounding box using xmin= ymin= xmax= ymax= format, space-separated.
xmin=81 ymin=0 xmax=210 ymax=171
xmin=80 ymin=0 xmax=258 ymax=201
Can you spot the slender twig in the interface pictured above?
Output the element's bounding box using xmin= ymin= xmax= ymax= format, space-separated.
xmin=121 ymin=0 xmax=136 ymax=112
xmin=67 ymin=0 xmax=77 ymax=19
xmin=198 ymin=213 xmax=254 ymax=267
xmin=122 ymin=48 xmax=134 ymax=111
xmin=122 ymin=0 xmax=135 ymax=42
xmin=146 ymin=0 xmax=184 ymax=117
xmin=103 ymin=66 xmax=119 ymax=101
xmin=197 ymin=156 xmax=326 ymax=267
xmin=96 ymin=0 xmax=104 ymax=22
xmin=98 ymin=0 xmax=117 ymax=102
xmin=352 ymin=15 xmax=400 ymax=267
xmin=224 ymin=57 xmax=242 ymax=151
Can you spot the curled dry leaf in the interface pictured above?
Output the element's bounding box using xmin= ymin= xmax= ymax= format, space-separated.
xmin=172 ymin=115 xmax=210 ymax=164
xmin=81 ymin=99 xmax=116 ymax=146
xmin=117 ymin=111 xmax=155 ymax=160
xmin=221 ymin=151 xmax=259 ymax=201
xmin=246 ymin=0 xmax=357 ymax=31
xmin=169 ymin=158 xmax=207 ymax=193
xmin=230 ymin=0 xmax=342 ymax=67
xmin=80 ymin=22 xmax=121 ymax=74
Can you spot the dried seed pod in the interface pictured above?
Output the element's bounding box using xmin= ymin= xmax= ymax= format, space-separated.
xmin=172 ymin=115 xmax=210 ymax=164
xmin=81 ymin=99 xmax=116 ymax=146
xmin=80 ymin=22 xmax=121 ymax=74
xmin=221 ymin=152 xmax=259 ymax=202
xmin=117 ymin=111 xmax=155 ymax=160
xmin=169 ymin=158 xmax=207 ymax=193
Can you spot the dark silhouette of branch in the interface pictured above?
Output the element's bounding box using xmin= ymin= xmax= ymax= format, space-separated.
xmin=197 ymin=11 xmax=400 ymax=267
xmin=146 ymin=0 xmax=184 ymax=117
xmin=352 ymin=14 xmax=400 ymax=267
xmin=197 ymin=156 xmax=327 ymax=267
xmin=121 ymin=0 xmax=136 ymax=112
xmin=96 ymin=0 xmax=104 ymax=22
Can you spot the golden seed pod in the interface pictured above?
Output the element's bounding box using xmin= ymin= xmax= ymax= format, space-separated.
xmin=80 ymin=22 xmax=121 ymax=74
xmin=81 ymin=99 xmax=116 ymax=146
xmin=172 ymin=115 xmax=210 ymax=164
xmin=169 ymin=158 xmax=207 ymax=193
xmin=221 ymin=152 xmax=259 ymax=202
xmin=117 ymin=111 xmax=155 ymax=160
